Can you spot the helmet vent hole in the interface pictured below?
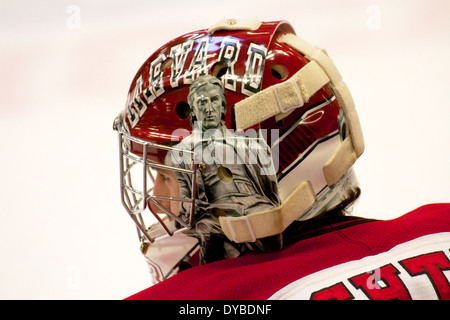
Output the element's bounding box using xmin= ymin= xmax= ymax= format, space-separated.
xmin=271 ymin=64 xmax=288 ymax=80
xmin=176 ymin=101 xmax=191 ymax=120
xmin=211 ymin=61 xmax=229 ymax=79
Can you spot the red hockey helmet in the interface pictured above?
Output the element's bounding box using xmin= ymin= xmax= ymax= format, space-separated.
xmin=114 ymin=19 xmax=364 ymax=282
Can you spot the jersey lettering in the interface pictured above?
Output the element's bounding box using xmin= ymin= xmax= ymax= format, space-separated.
xmin=349 ymin=264 xmax=411 ymax=300
xmin=310 ymin=282 xmax=354 ymax=300
xmin=310 ymin=251 xmax=450 ymax=300
xmin=399 ymin=251 xmax=450 ymax=300
xmin=269 ymin=233 xmax=450 ymax=300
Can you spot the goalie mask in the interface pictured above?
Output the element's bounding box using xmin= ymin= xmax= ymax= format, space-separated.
xmin=113 ymin=19 xmax=364 ymax=284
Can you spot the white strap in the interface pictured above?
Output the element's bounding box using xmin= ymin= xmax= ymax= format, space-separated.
xmin=219 ymin=181 xmax=316 ymax=243
xmin=225 ymin=215 xmax=257 ymax=243
xmin=273 ymin=79 xmax=303 ymax=114
xmin=234 ymin=60 xmax=329 ymax=130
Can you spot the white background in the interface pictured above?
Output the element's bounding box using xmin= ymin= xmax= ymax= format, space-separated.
xmin=0 ymin=0 xmax=449 ymax=299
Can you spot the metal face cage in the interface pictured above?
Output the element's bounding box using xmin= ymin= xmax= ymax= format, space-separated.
xmin=113 ymin=116 xmax=197 ymax=244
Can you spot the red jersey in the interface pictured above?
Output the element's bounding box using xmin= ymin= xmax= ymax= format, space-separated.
xmin=126 ymin=203 xmax=450 ymax=300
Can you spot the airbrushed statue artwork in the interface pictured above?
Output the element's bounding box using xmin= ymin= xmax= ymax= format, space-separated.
xmin=167 ymin=74 xmax=281 ymax=262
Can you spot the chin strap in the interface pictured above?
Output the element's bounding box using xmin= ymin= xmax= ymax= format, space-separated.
xmin=219 ymin=168 xmax=359 ymax=244
xmin=219 ymin=181 xmax=316 ymax=243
